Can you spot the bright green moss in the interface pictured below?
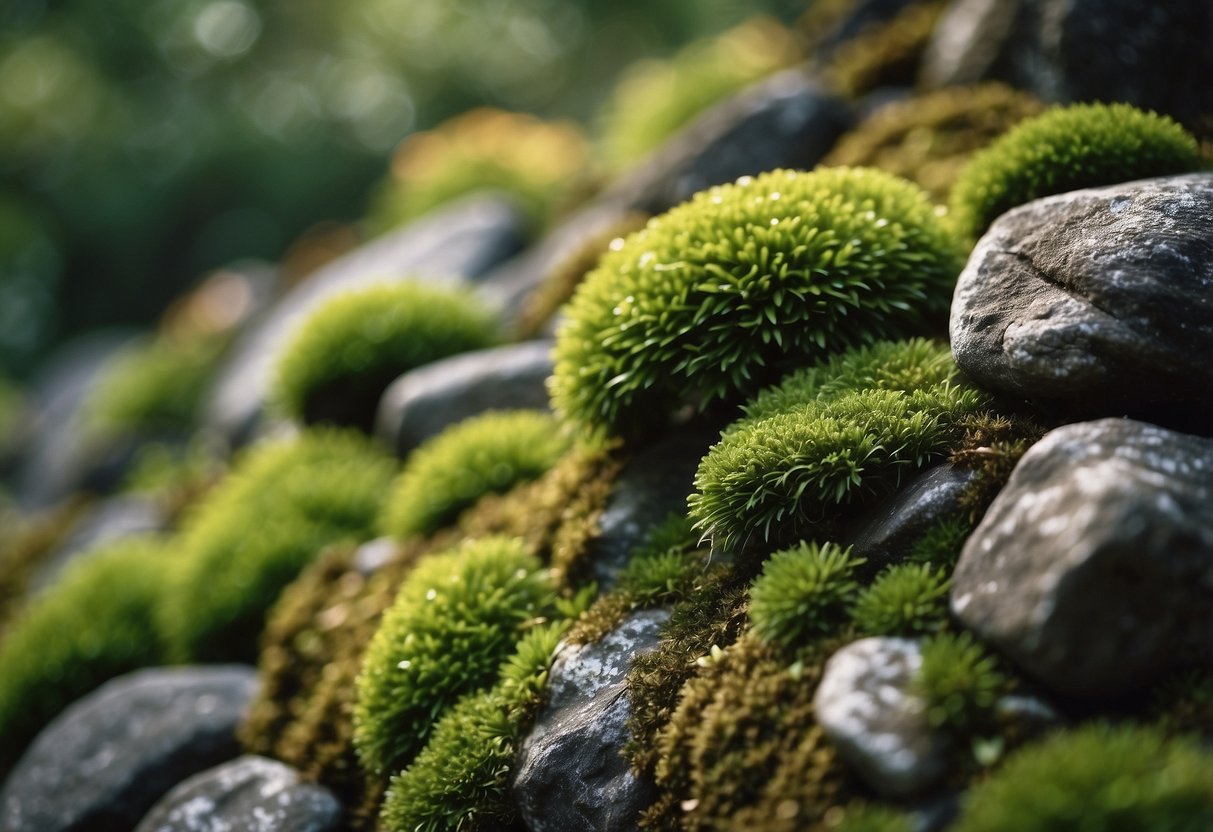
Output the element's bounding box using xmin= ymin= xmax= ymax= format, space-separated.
xmin=851 ymin=563 xmax=950 ymax=637
xmin=380 ymin=410 xmax=572 ymax=541
xmin=272 ymin=282 xmax=499 ymax=429
xmin=551 ymin=167 xmax=967 ymax=436
xmin=378 ymin=621 xmax=565 ymax=832
xmin=353 ymin=536 xmax=558 ymax=777
xmin=949 ymin=103 xmax=1202 ymax=240
xmin=0 ymin=537 xmax=171 ymax=774
xmin=748 ymin=541 xmax=861 ymax=650
xmin=953 ymin=723 xmax=1213 ymax=832
xmin=618 ymin=513 xmax=703 ymax=604
xmin=159 ymin=429 xmax=395 ymax=663
xmin=689 ymin=382 xmax=986 ymax=553
xmin=915 ymin=631 xmax=1006 ymax=733
xmin=597 ymin=18 xmax=801 ymax=171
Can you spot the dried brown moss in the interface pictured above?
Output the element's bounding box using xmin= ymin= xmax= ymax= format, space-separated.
xmin=0 ymin=497 xmax=91 ymax=637
xmin=822 ymin=1 xmax=946 ymax=98
xmin=824 ymin=84 xmax=1046 ymax=201
xmin=949 ymin=411 xmax=1047 ymax=520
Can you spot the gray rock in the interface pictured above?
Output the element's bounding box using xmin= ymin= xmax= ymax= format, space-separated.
xmin=375 ymin=341 xmax=554 ymax=457
xmin=134 ymin=756 xmax=341 ymax=832
xmin=604 ymin=69 xmax=853 ymax=215
xmin=921 ymin=0 xmax=1213 ymax=128
xmin=843 ymin=463 xmax=977 ymax=578
xmin=204 ymin=195 xmax=527 ymax=446
xmin=28 ymin=495 xmax=164 ymax=593
xmin=951 ymin=418 xmax=1213 ymax=698
xmin=813 ymin=637 xmax=952 ymax=798
xmin=513 ymin=608 xmax=669 ymax=832
xmin=1 ymin=666 xmax=258 ymax=832
xmin=950 ymin=174 xmax=1213 ymax=424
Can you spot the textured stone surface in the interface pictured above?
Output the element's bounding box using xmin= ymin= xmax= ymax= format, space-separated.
xmin=951 ymin=418 xmax=1213 ymax=698
xmin=921 ymin=0 xmax=1213 ymax=128
xmin=950 ymin=174 xmax=1213 ymax=424
xmin=134 ymin=756 xmax=342 ymax=832
xmin=843 ymin=463 xmax=977 ymax=578
xmin=513 ymin=608 xmax=669 ymax=832
xmin=814 ymin=637 xmax=952 ymax=798
xmin=204 ymin=195 xmax=526 ymax=446
xmin=0 ymin=666 xmax=258 ymax=832
xmin=375 ymin=340 xmax=554 ymax=457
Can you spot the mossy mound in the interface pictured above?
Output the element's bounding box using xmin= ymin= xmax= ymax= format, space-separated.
xmin=952 ymin=723 xmax=1213 ymax=832
xmin=851 ymin=562 xmax=950 ymax=637
xmin=597 ymin=17 xmax=801 ymax=171
xmin=916 ymin=631 xmax=1007 ymax=734
xmin=0 ymin=536 xmax=172 ymax=775
xmin=272 ymin=282 xmax=499 ymax=430
xmin=380 ymin=410 xmax=572 ymax=540
xmin=748 ymin=541 xmax=861 ymax=649
xmin=551 ymin=168 xmax=966 ymax=437
xmin=823 ymin=84 xmax=1045 ymax=201
xmin=822 ymin=0 xmax=945 ymax=98
xmin=366 ymin=108 xmax=592 ymax=234
xmin=949 ymin=102 xmax=1202 ymax=240
xmin=159 ymin=428 xmax=395 ymax=663
xmin=352 ymin=536 xmax=559 ymax=778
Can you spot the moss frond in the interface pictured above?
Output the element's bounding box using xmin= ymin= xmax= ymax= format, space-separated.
xmin=949 ymin=102 xmax=1202 ymax=240
xmin=352 ymin=536 xmax=558 ymax=777
xmin=851 ymin=562 xmax=950 ymax=637
xmin=953 ymin=723 xmax=1213 ymax=832
xmin=915 ymin=631 xmax=1007 ymax=734
xmin=904 ymin=516 xmax=973 ymax=570
xmin=551 ymin=167 xmax=966 ymax=437
xmin=379 ymin=410 xmax=573 ymax=540
xmin=748 ymin=541 xmax=862 ymax=649
xmin=159 ymin=428 xmax=395 ymax=663
xmin=272 ymin=282 xmax=499 ymax=428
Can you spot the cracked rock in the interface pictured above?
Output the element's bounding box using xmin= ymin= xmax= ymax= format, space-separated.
xmin=950 ymin=173 xmax=1213 ymax=425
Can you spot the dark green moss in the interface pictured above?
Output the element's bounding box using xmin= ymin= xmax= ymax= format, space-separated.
xmin=748 ymin=541 xmax=862 ymax=649
xmin=851 ymin=562 xmax=950 ymax=637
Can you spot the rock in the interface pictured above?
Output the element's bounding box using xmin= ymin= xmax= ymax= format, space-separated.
xmin=604 ymin=69 xmax=853 ymax=215
xmin=843 ymin=463 xmax=978 ymax=578
xmin=28 ymin=495 xmax=164 ymax=593
xmin=204 ymin=195 xmax=527 ymax=447
xmin=513 ymin=608 xmax=669 ymax=832
xmin=950 ymin=173 xmax=1213 ymax=426
xmin=134 ymin=756 xmax=342 ymax=832
xmin=1 ymin=666 xmax=258 ymax=832
xmin=375 ymin=341 xmax=554 ymax=457
xmin=951 ymin=418 xmax=1213 ymax=698
xmin=586 ymin=425 xmax=722 ymax=588
xmin=921 ymin=0 xmax=1213 ymax=129
xmin=813 ymin=637 xmax=952 ymax=798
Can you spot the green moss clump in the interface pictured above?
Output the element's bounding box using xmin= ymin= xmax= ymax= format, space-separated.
xmin=851 ymin=563 xmax=950 ymax=637
xmin=551 ymin=168 xmax=966 ymax=437
xmin=915 ymin=631 xmax=1007 ymax=733
xmin=748 ymin=541 xmax=861 ymax=650
xmin=380 ymin=410 xmax=572 ymax=541
xmin=159 ymin=428 xmax=395 ymax=663
xmin=953 ymin=723 xmax=1213 ymax=832
xmin=829 ymin=804 xmax=914 ymax=832
xmin=949 ymin=102 xmax=1202 ymax=240
xmin=0 ymin=537 xmax=171 ymax=775
xmin=353 ymin=536 xmax=558 ymax=777
xmin=378 ymin=621 xmax=565 ymax=832
xmin=904 ymin=516 xmax=973 ymax=570
xmin=272 ymin=282 xmax=499 ymax=429
xmin=823 ymin=84 xmax=1045 ymax=201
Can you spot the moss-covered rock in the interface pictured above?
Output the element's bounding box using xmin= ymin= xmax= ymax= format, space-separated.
xmin=380 ymin=410 xmax=572 ymax=540
xmin=272 ymin=282 xmax=499 ymax=430
xmin=551 ymin=169 xmax=966 ymax=436
xmin=949 ymin=102 xmax=1202 ymax=240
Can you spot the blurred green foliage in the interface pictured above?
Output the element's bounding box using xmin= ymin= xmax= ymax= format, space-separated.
xmin=1 ymin=0 xmax=804 ymax=377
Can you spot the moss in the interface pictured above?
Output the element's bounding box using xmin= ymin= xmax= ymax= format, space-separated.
xmin=120 ymin=438 xmax=226 ymax=523
xmin=949 ymin=411 xmax=1047 ymax=520
xmin=515 ymin=211 xmax=651 ymax=340
xmin=904 ymin=515 xmax=974 ymax=571
xmin=949 ymin=103 xmax=1202 ymax=240
xmin=366 ymin=108 xmax=592 ymax=233
xmin=272 ymin=282 xmax=499 ymax=429
xmin=597 ymin=18 xmax=801 ymax=171
xmin=380 ymin=410 xmax=572 ymax=540
xmin=952 ymin=723 xmax=1213 ymax=832
xmin=915 ymin=631 xmax=1007 ymax=734
xmin=0 ymin=537 xmax=171 ymax=775
xmin=826 ymin=803 xmax=914 ymax=832
xmin=749 ymin=541 xmax=862 ymax=650
xmin=0 ymin=496 xmax=91 ymax=637
xmin=822 ymin=1 xmax=945 ymax=98
xmin=378 ymin=621 xmax=565 ymax=832
xmin=551 ymin=168 xmax=966 ymax=437
xmin=159 ymin=428 xmax=395 ymax=663
xmin=851 ymin=562 xmax=950 ymax=637
xmin=823 ymin=84 xmax=1045 ymax=201
xmin=352 ymin=536 xmax=559 ymax=777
